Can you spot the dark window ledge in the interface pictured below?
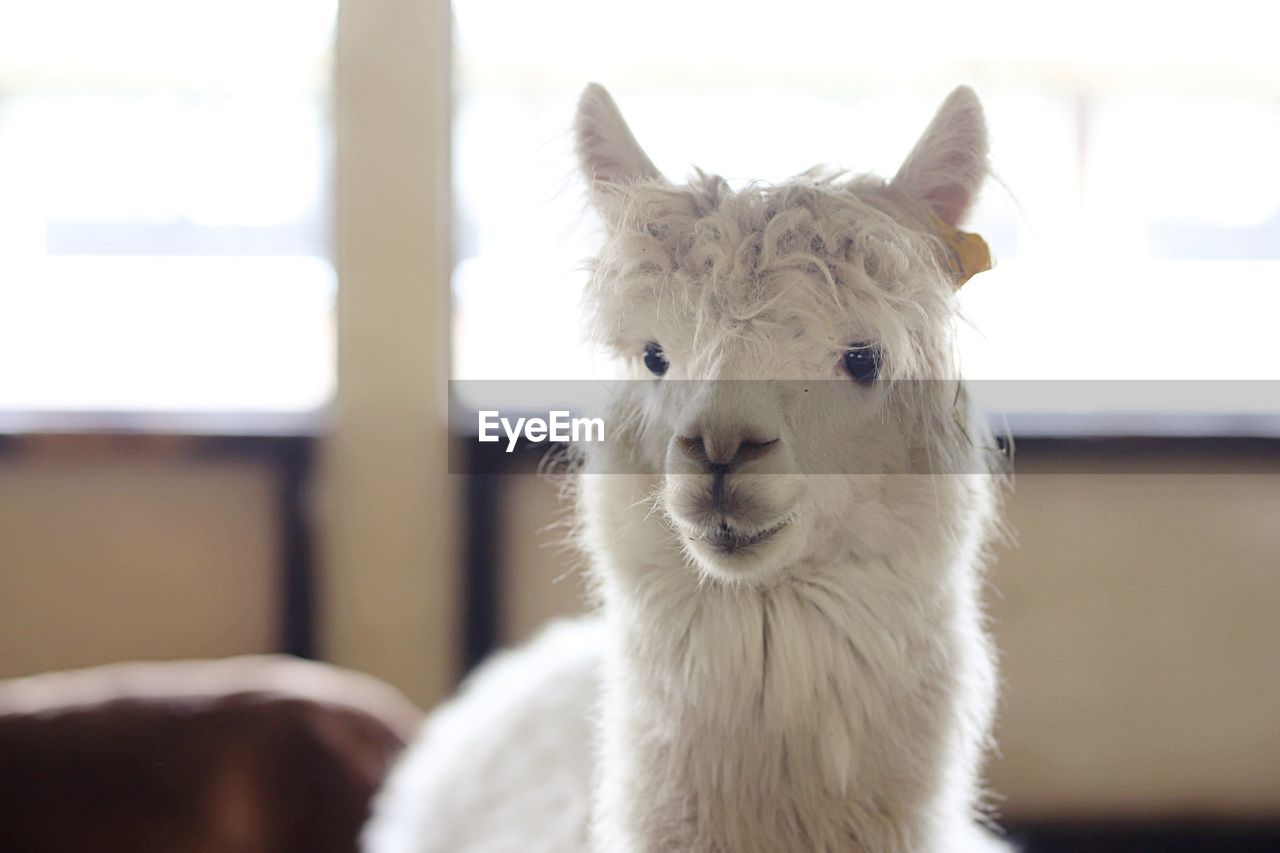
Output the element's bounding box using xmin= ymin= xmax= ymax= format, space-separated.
xmin=0 ymin=408 xmax=329 ymax=439
xmin=1004 ymin=817 xmax=1280 ymax=853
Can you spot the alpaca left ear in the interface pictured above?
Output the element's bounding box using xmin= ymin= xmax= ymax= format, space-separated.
xmin=575 ymin=83 xmax=664 ymax=220
xmin=891 ymin=86 xmax=989 ymax=227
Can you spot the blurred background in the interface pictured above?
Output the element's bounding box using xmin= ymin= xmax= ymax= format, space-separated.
xmin=1 ymin=0 xmax=1278 ymax=850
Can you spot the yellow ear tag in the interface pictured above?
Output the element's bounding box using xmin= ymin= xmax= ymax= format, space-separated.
xmin=927 ymin=212 xmax=992 ymax=288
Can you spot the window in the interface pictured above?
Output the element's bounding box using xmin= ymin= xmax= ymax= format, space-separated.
xmin=0 ymin=1 xmax=336 ymax=425
xmin=451 ymin=0 xmax=1280 ymax=432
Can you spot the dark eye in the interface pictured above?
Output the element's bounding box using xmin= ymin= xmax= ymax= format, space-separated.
xmin=643 ymin=341 xmax=669 ymax=376
xmin=842 ymin=343 xmax=881 ymax=384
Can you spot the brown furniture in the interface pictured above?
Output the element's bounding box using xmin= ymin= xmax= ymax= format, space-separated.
xmin=0 ymin=656 xmax=421 ymax=853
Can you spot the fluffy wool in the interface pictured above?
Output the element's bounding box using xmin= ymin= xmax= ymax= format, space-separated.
xmin=364 ymin=84 xmax=1011 ymax=853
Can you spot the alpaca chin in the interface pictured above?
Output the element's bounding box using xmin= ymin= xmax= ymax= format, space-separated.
xmin=661 ymin=470 xmax=808 ymax=585
xmin=678 ymin=512 xmax=806 ymax=586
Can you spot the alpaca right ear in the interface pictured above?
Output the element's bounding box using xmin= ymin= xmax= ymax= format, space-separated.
xmin=890 ymin=86 xmax=989 ymax=227
xmin=576 ymin=83 xmax=663 ymax=220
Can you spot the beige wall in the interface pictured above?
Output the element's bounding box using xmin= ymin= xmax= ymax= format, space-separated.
xmin=0 ymin=450 xmax=278 ymax=681
xmin=990 ymin=456 xmax=1280 ymax=820
xmin=493 ymin=450 xmax=1280 ymax=821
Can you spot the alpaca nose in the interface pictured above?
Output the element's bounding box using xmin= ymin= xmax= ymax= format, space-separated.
xmin=674 ymin=381 xmax=783 ymax=472
xmin=676 ymin=432 xmax=780 ymax=470
xmin=676 ymin=431 xmax=780 ymax=515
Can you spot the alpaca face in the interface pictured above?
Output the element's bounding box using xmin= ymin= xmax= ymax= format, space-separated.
xmin=576 ymin=85 xmax=990 ymax=585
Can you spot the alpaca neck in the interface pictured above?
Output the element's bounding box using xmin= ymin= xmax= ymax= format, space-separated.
xmin=594 ymin=551 xmax=972 ymax=853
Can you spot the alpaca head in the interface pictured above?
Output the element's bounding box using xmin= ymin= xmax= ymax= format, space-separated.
xmin=575 ymin=85 xmax=993 ymax=586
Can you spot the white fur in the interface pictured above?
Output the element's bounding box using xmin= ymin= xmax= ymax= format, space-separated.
xmin=364 ymin=84 xmax=1010 ymax=853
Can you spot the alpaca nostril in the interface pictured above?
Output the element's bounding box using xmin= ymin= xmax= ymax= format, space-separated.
xmin=676 ymin=435 xmax=706 ymax=461
xmin=733 ymin=437 xmax=780 ymax=464
xmin=676 ymin=433 xmax=779 ymax=470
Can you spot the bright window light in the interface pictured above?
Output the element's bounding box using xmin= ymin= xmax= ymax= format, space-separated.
xmin=0 ymin=0 xmax=337 ymax=421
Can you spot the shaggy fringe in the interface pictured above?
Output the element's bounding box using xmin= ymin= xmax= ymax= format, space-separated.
xmin=585 ymin=169 xmax=959 ymax=381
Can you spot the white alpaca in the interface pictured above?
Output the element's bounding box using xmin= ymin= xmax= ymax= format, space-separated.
xmin=364 ymin=84 xmax=1010 ymax=853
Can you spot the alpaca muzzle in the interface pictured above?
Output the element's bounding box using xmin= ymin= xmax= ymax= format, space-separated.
xmin=701 ymin=517 xmax=792 ymax=554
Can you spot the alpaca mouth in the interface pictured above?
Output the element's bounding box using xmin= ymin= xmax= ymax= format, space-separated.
xmin=701 ymin=518 xmax=790 ymax=554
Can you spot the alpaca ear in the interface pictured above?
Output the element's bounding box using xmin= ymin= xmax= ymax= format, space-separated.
xmin=575 ymin=83 xmax=663 ymax=214
xmin=891 ymin=86 xmax=989 ymax=227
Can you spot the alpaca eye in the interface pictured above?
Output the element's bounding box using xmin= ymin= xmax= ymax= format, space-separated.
xmin=843 ymin=343 xmax=881 ymax=384
xmin=643 ymin=342 xmax=669 ymax=377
